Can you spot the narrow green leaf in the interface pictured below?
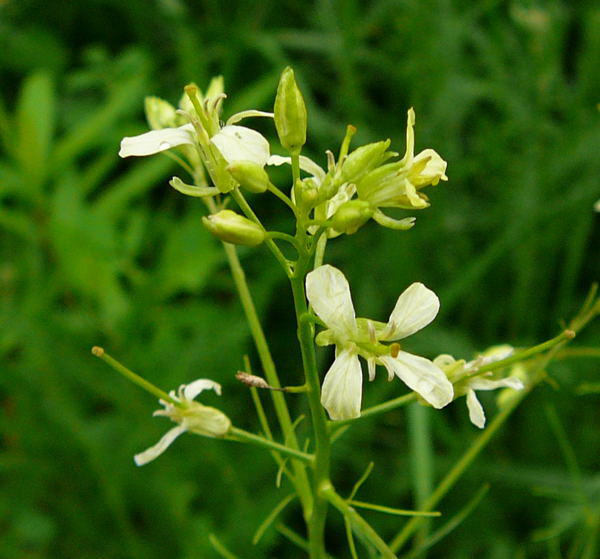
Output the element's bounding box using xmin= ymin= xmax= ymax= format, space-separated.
xmin=349 ymin=500 xmax=441 ymax=517
xmin=252 ymin=493 xmax=295 ymax=545
xmin=348 ymin=461 xmax=374 ymax=501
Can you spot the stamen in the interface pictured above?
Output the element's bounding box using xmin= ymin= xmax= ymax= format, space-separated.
xmin=390 ymin=343 xmax=401 ymax=358
xmin=367 ymin=320 xmax=377 ymax=344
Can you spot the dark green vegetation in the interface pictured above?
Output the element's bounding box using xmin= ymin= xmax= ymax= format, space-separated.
xmin=1 ymin=1 xmax=599 ymax=557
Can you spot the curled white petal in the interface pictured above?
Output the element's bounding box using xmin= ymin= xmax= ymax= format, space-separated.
xmin=321 ymin=348 xmax=363 ymax=420
xmin=306 ymin=265 xmax=357 ymax=340
xmin=134 ymin=425 xmax=188 ymax=466
xmin=210 ymin=125 xmax=270 ymax=166
xmin=226 ymin=110 xmax=274 ymax=126
xmin=119 ymin=123 xmax=195 ymax=157
xmin=466 ymin=389 xmax=485 ymax=428
xmin=381 ymin=283 xmax=440 ymax=341
xmin=267 ymin=154 xmax=326 ymax=182
xmin=413 ymin=149 xmax=448 ymax=184
xmin=183 ymin=379 xmax=222 ymax=400
xmin=380 ymin=352 xmax=453 ymax=409
xmin=367 ymin=358 xmax=376 ymax=382
xmin=470 ymin=377 xmax=524 ymax=392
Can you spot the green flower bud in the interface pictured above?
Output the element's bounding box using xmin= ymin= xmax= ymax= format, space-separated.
xmin=144 ymin=96 xmax=177 ymax=130
xmin=329 ymin=200 xmax=373 ymax=235
xmin=274 ymin=67 xmax=307 ymax=151
xmin=341 ymin=140 xmax=393 ymax=184
xmin=227 ymin=161 xmax=271 ymax=193
xmin=294 ymin=178 xmax=319 ymax=210
xmin=202 ymin=210 xmax=266 ymax=246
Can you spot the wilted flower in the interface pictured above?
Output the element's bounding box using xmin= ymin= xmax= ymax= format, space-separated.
xmin=355 ymin=109 xmax=447 ymax=212
xmin=306 ymin=265 xmax=453 ymax=420
xmin=134 ymin=379 xmax=231 ymax=466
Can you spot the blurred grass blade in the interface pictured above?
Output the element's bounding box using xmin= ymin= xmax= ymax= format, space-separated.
xmin=401 ymin=484 xmax=490 ymax=559
xmin=16 ymin=71 xmax=55 ymax=190
xmin=51 ymin=72 xmax=146 ymax=172
xmin=208 ymin=534 xmax=242 ymax=559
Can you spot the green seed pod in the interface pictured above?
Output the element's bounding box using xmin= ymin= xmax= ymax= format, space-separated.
xmin=274 ymin=67 xmax=307 ymax=151
xmin=330 ymin=200 xmax=373 ymax=235
xmin=202 ymin=210 xmax=266 ymax=246
xmin=227 ymin=161 xmax=271 ymax=194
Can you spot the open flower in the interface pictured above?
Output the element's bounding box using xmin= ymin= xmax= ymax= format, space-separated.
xmin=434 ymin=347 xmax=524 ymax=428
xmin=306 ymin=265 xmax=453 ymax=420
xmin=134 ymin=379 xmax=231 ymax=466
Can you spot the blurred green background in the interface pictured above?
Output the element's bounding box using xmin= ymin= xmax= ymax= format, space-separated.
xmin=1 ymin=0 xmax=599 ymax=557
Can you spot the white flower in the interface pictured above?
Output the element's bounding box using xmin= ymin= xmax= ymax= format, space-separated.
xmin=134 ymin=378 xmax=231 ymax=466
xmin=306 ymin=265 xmax=453 ymax=420
xmin=210 ymin=125 xmax=271 ymax=166
xmin=434 ymin=348 xmax=524 ymax=429
xmin=119 ymin=123 xmax=196 ymax=158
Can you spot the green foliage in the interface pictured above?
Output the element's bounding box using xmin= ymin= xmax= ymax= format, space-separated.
xmin=1 ymin=1 xmax=599 ymax=558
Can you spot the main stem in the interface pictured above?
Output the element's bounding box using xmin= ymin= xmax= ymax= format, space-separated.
xmin=291 ymin=251 xmax=331 ymax=559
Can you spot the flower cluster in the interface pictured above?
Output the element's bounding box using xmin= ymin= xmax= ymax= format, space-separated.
xmin=118 ymin=72 xmax=447 ymax=244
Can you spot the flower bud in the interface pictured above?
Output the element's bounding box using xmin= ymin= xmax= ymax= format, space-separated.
xmin=294 ymin=178 xmax=319 ymax=210
xmin=227 ymin=161 xmax=271 ymax=193
xmin=274 ymin=67 xmax=307 ymax=151
xmin=144 ymin=96 xmax=177 ymax=130
xmin=341 ymin=140 xmax=393 ymax=184
xmin=202 ymin=210 xmax=266 ymax=246
xmin=330 ymin=200 xmax=373 ymax=235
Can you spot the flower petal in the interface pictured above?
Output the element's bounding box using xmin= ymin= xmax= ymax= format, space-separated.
xmin=400 ymin=108 xmax=415 ymax=165
xmin=321 ymin=348 xmax=363 ymax=420
xmin=306 ymin=265 xmax=357 ymax=339
xmin=469 ymin=377 xmax=524 ymax=392
xmin=380 ymin=352 xmax=453 ymax=409
xmin=466 ymin=389 xmax=485 ymax=428
xmin=381 ymin=283 xmax=440 ymax=341
xmin=412 ymin=149 xmax=448 ymax=185
xmin=267 ymin=154 xmax=326 ymax=182
xmin=119 ymin=124 xmax=195 ymax=157
xmin=210 ymin=125 xmax=270 ymax=166
xmin=183 ymin=379 xmax=222 ymax=400
xmin=133 ymin=425 xmax=187 ymax=466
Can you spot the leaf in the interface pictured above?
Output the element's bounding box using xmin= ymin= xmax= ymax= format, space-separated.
xmin=252 ymin=493 xmax=295 ymax=545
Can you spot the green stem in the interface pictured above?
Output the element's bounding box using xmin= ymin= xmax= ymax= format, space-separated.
xmin=408 ymin=403 xmax=434 ymax=552
xmin=463 ymin=329 xmax=575 ymax=381
xmin=290 ymin=248 xmax=331 ymax=559
xmin=221 ymin=242 xmax=312 ymax=514
xmin=91 ymin=347 xmax=177 ymax=405
xmin=268 ymin=183 xmax=297 ymax=215
xmin=321 ymin=485 xmax=397 ymax=559
xmin=228 ymin=427 xmax=314 ymax=464
xmin=230 ymin=188 xmax=293 ymax=276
